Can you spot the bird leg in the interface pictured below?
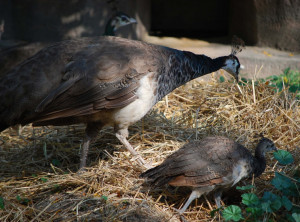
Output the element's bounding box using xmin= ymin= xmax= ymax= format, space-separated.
xmin=80 ymin=136 xmax=91 ymax=169
xmin=214 ymin=190 xmax=223 ymax=209
xmin=80 ymin=122 xmax=103 ymax=169
xmin=115 ymin=128 xmax=149 ymax=169
xmin=178 ymin=190 xmax=203 ymax=214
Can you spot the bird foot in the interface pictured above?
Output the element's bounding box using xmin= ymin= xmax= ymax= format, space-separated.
xmin=132 ymin=155 xmax=153 ymax=169
xmin=77 ymin=167 xmax=87 ymax=175
xmin=172 ymin=208 xmax=188 ymax=222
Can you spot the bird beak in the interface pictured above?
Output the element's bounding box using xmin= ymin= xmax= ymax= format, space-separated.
xmin=234 ymin=74 xmax=239 ymax=82
xmin=129 ymin=18 xmax=137 ymax=24
xmin=228 ymin=70 xmax=239 ymax=82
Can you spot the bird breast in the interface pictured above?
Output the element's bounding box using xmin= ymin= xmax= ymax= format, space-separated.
xmin=224 ymin=159 xmax=251 ymax=186
xmin=113 ymin=72 xmax=158 ymax=129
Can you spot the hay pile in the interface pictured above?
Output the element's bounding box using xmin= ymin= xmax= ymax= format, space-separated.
xmin=0 ymin=74 xmax=299 ymax=221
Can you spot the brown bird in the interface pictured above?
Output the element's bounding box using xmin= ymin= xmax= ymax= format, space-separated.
xmin=0 ymin=36 xmax=244 ymax=169
xmin=140 ymin=136 xmax=277 ymax=214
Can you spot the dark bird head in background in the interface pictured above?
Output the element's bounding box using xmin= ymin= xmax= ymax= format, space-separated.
xmin=222 ymin=36 xmax=245 ymax=82
xmin=105 ymin=12 xmax=137 ymax=35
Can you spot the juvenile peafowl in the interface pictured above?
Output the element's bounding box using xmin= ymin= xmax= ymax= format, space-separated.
xmin=140 ymin=136 xmax=277 ymax=214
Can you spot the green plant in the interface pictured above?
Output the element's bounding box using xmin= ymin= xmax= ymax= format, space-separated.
xmin=0 ymin=196 xmax=4 ymax=209
xmin=223 ymin=205 xmax=243 ymax=221
xmin=221 ymin=150 xmax=300 ymax=221
xmin=266 ymin=68 xmax=300 ymax=97
xmin=220 ymin=68 xmax=300 ymax=99
xmin=16 ymin=195 xmax=30 ymax=205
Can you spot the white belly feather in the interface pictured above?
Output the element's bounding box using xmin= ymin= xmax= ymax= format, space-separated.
xmin=113 ymin=73 xmax=157 ymax=129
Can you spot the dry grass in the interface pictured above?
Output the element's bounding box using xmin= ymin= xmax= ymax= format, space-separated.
xmin=0 ymin=74 xmax=299 ymax=222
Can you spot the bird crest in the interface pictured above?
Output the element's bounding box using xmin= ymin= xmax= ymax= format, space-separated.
xmin=231 ymin=35 xmax=245 ymax=56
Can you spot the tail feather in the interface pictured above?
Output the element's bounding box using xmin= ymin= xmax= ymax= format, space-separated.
xmin=140 ymin=164 xmax=172 ymax=187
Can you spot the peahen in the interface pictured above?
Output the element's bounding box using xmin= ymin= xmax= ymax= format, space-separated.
xmin=0 ymin=36 xmax=244 ymax=169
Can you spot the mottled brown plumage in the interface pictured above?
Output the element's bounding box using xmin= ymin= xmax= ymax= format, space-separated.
xmin=140 ymin=136 xmax=277 ymax=214
xmin=0 ymin=36 xmax=243 ymax=169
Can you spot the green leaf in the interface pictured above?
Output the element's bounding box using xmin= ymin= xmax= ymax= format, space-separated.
xmin=236 ymin=185 xmax=255 ymax=191
xmin=283 ymin=67 xmax=291 ymax=75
xmin=242 ymin=193 xmax=260 ymax=206
xmin=261 ymin=201 xmax=272 ymax=213
xmin=246 ymin=207 xmax=263 ymax=217
xmin=222 ymin=205 xmax=243 ymax=221
xmin=271 ymin=198 xmax=282 ymax=211
xmin=282 ymin=196 xmax=293 ymax=211
xmin=16 ymin=195 xmax=30 ymax=205
xmin=101 ymin=195 xmax=108 ymax=201
xmin=40 ymin=177 xmax=48 ymax=182
xmin=271 ymin=172 xmax=293 ymax=191
xmin=261 ymin=192 xmax=282 ymax=212
xmin=274 ymin=150 xmax=294 ymax=165
xmin=292 ymin=213 xmax=300 ymax=222
xmin=0 ymin=197 xmax=4 ymax=209
xmin=241 ymin=77 xmax=248 ymax=82
xmin=286 ymin=214 xmax=295 ymax=222
xmin=272 ymin=173 xmax=299 ymax=197
xmin=16 ymin=195 xmax=21 ymax=201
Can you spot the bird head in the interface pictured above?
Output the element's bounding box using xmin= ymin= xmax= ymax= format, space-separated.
xmin=257 ymin=137 xmax=277 ymax=154
xmin=222 ymin=55 xmax=241 ymax=82
xmin=222 ymin=36 xmax=245 ymax=82
xmin=109 ymin=12 xmax=137 ymax=33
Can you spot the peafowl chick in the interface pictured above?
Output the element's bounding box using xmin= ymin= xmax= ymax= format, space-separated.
xmin=140 ymin=136 xmax=277 ymax=214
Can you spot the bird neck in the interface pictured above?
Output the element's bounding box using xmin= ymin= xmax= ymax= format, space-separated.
xmin=156 ymin=51 xmax=227 ymax=101
xmin=104 ymin=21 xmax=115 ymax=36
xmin=253 ymin=144 xmax=267 ymax=177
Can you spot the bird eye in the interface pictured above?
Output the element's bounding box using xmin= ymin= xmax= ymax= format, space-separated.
xmin=121 ymin=17 xmax=127 ymax=21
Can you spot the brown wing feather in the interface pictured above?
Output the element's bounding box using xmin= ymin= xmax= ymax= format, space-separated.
xmin=0 ymin=36 xmax=164 ymax=127
xmin=26 ymin=39 xmax=162 ymax=124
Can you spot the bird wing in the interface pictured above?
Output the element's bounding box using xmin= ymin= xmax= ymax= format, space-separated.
xmin=29 ymin=40 xmax=160 ymax=123
xmin=143 ymin=137 xmax=245 ymax=187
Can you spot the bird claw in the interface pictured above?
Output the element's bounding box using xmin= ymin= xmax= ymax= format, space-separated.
xmin=172 ymin=208 xmax=188 ymax=222
xmin=77 ymin=167 xmax=87 ymax=175
xmin=132 ymin=155 xmax=153 ymax=169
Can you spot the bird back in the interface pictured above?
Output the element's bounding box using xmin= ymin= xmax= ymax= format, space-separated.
xmin=140 ymin=136 xmax=254 ymax=188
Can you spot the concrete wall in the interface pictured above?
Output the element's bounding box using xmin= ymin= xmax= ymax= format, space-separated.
xmin=0 ymin=0 xmax=299 ymax=51
xmin=229 ymin=0 xmax=300 ymax=51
